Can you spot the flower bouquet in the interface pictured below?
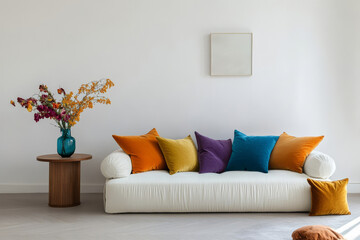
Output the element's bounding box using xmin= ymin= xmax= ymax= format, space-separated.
xmin=11 ymin=78 xmax=115 ymax=157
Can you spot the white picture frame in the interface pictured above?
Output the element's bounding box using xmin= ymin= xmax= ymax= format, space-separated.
xmin=210 ymin=33 xmax=253 ymax=76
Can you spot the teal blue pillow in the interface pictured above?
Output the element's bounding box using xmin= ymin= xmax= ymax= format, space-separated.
xmin=226 ymin=130 xmax=279 ymax=173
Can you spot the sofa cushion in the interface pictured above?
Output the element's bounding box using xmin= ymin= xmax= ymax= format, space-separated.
xmin=226 ymin=130 xmax=278 ymax=173
xmin=104 ymin=170 xmax=312 ymax=213
xmin=157 ymin=135 xmax=198 ymax=175
xmin=112 ymin=128 xmax=167 ymax=174
xmin=269 ymin=132 xmax=324 ymax=173
xmin=195 ymin=131 xmax=232 ymax=173
xmin=304 ymin=151 xmax=336 ymax=179
xmin=307 ymin=178 xmax=350 ymax=216
xmin=101 ymin=149 xmax=132 ymax=178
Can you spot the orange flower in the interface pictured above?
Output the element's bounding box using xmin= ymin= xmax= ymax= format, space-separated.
xmin=59 ymin=79 xmax=114 ymax=127
xmin=52 ymin=102 xmax=60 ymax=109
xmin=10 ymin=100 xmax=15 ymax=106
xmin=88 ymin=102 xmax=93 ymax=108
xmin=27 ymin=102 xmax=32 ymax=112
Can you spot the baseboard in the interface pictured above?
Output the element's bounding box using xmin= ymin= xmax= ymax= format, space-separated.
xmin=347 ymin=183 xmax=360 ymax=193
xmin=1 ymin=183 xmax=359 ymax=194
xmin=0 ymin=184 xmax=104 ymax=193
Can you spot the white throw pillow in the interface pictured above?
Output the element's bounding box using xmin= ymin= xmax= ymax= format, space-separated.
xmin=303 ymin=151 xmax=336 ymax=179
xmin=101 ymin=149 xmax=132 ymax=178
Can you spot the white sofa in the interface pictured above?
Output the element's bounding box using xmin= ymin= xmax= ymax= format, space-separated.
xmin=101 ymin=150 xmax=336 ymax=213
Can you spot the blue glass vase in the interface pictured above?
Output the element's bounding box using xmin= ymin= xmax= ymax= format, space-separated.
xmin=57 ymin=129 xmax=76 ymax=158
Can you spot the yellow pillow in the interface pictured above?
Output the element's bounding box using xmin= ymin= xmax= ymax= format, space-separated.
xmin=269 ymin=132 xmax=324 ymax=173
xmin=307 ymin=178 xmax=351 ymax=216
xmin=156 ymin=135 xmax=198 ymax=175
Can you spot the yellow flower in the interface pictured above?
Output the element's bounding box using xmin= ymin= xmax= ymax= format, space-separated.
xmin=27 ymin=103 xmax=32 ymax=112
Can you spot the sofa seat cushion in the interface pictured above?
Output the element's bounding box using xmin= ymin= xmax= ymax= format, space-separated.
xmin=104 ymin=170 xmax=316 ymax=213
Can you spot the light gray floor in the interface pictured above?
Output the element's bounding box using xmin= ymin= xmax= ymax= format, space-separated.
xmin=1 ymin=193 xmax=360 ymax=240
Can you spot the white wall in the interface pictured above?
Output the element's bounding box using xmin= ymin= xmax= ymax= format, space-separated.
xmin=1 ymin=0 xmax=360 ymax=193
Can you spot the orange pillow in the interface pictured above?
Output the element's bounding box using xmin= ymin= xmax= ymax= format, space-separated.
xmin=112 ymin=128 xmax=167 ymax=174
xmin=269 ymin=132 xmax=324 ymax=173
xmin=307 ymin=178 xmax=350 ymax=216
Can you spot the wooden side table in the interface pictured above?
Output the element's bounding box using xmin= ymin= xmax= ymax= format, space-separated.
xmin=37 ymin=154 xmax=92 ymax=207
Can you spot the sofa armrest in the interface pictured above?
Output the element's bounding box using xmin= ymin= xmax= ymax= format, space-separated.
xmin=101 ymin=149 xmax=132 ymax=179
xmin=303 ymin=151 xmax=336 ymax=179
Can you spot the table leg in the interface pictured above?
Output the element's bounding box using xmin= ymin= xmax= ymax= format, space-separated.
xmin=49 ymin=162 xmax=80 ymax=207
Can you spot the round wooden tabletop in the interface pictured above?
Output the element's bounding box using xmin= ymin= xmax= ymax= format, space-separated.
xmin=37 ymin=153 xmax=92 ymax=163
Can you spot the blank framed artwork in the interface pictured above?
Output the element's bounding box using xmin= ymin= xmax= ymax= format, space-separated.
xmin=210 ymin=33 xmax=253 ymax=76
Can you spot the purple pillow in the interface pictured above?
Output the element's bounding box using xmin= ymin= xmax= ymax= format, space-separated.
xmin=195 ymin=131 xmax=232 ymax=173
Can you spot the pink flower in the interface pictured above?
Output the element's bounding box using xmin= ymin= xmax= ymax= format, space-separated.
xmin=34 ymin=113 xmax=41 ymax=122
xmin=17 ymin=97 xmax=26 ymax=107
xmin=39 ymin=84 xmax=48 ymax=92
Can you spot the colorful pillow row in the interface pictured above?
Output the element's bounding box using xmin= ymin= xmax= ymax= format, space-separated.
xmin=112 ymin=128 xmax=324 ymax=175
